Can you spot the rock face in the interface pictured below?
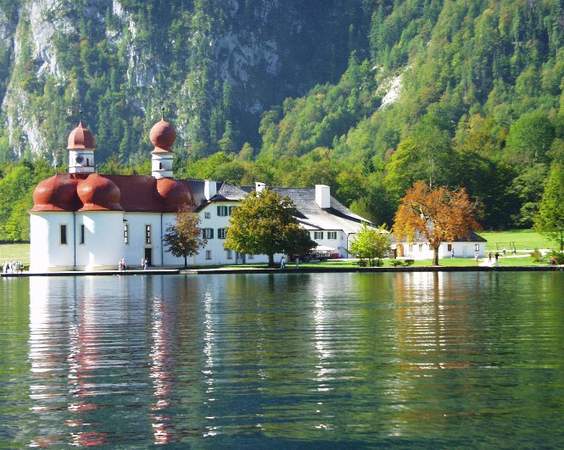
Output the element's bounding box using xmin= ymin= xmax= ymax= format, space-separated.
xmin=0 ymin=0 xmax=369 ymax=160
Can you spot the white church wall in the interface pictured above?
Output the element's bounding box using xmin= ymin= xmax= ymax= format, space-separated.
xmin=122 ymin=213 xmax=164 ymax=267
xmin=30 ymin=212 xmax=76 ymax=272
xmin=75 ymin=211 xmax=124 ymax=270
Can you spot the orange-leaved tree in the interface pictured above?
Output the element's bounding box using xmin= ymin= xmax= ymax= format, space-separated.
xmin=393 ymin=181 xmax=480 ymax=265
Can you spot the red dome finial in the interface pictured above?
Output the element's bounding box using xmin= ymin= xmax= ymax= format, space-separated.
xmin=68 ymin=121 xmax=96 ymax=150
xmin=150 ymin=118 xmax=176 ymax=152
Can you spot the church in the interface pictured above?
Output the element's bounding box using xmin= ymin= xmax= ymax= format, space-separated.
xmin=29 ymin=119 xmax=369 ymax=271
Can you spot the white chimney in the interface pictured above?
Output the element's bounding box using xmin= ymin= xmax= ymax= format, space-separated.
xmin=255 ymin=182 xmax=266 ymax=193
xmin=315 ymin=184 xmax=331 ymax=209
xmin=204 ymin=180 xmax=217 ymax=200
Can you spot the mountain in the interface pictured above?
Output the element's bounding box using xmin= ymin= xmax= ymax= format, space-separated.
xmin=0 ymin=0 xmax=562 ymax=241
xmin=0 ymin=0 xmax=369 ymax=162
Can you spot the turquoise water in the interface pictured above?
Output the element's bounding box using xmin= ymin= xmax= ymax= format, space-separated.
xmin=1 ymin=272 xmax=563 ymax=448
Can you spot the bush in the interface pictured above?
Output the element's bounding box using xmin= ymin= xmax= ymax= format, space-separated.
xmin=531 ymin=248 xmax=543 ymax=263
xmin=357 ymin=259 xmax=368 ymax=267
xmin=390 ymin=259 xmax=403 ymax=267
xmin=403 ymin=259 xmax=414 ymax=266
xmin=548 ymin=251 xmax=564 ymax=265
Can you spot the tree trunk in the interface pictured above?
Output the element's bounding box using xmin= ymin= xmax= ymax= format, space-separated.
xmin=184 ymin=255 xmax=187 ymax=269
xmin=268 ymin=253 xmax=274 ymax=267
xmin=560 ymin=231 xmax=563 ymax=251
xmin=433 ymin=246 xmax=440 ymax=266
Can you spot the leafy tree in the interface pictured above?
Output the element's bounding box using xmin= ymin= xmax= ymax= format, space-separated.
xmin=285 ymin=226 xmax=317 ymax=261
xmin=163 ymin=209 xmax=207 ymax=268
xmin=224 ymin=189 xmax=314 ymax=266
xmin=349 ymin=224 xmax=390 ymax=266
xmin=393 ymin=181 xmax=480 ymax=266
xmin=535 ymin=163 xmax=564 ymax=250
xmin=505 ymin=111 xmax=555 ymax=164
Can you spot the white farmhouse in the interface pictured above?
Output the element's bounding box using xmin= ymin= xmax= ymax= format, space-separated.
xmin=392 ymin=231 xmax=487 ymax=260
xmin=29 ymin=119 xmax=369 ymax=271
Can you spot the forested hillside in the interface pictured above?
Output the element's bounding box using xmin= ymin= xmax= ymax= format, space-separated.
xmin=0 ymin=0 xmax=562 ymax=240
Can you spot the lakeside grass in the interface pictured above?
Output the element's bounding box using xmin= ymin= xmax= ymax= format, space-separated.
xmin=223 ymin=255 xmax=541 ymax=269
xmin=0 ymin=243 xmax=29 ymax=265
xmin=479 ymin=229 xmax=555 ymax=251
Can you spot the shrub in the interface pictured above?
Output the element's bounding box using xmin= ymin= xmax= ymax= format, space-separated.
xmin=390 ymin=259 xmax=403 ymax=267
xmin=531 ymin=248 xmax=543 ymax=263
xmin=403 ymin=259 xmax=414 ymax=266
xmin=548 ymin=251 xmax=564 ymax=265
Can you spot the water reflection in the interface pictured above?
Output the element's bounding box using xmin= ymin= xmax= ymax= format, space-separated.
xmin=0 ymin=272 xmax=561 ymax=447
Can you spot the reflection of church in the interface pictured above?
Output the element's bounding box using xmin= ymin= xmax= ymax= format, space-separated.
xmin=28 ymin=276 xmax=180 ymax=446
xmin=29 ymin=119 xmax=368 ymax=271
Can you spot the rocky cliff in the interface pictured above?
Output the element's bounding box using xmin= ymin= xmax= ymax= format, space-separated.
xmin=0 ymin=0 xmax=369 ymax=161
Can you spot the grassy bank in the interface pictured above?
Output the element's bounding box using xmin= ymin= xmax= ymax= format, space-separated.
xmin=0 ymin=243 xmax=29 ymax=265
xmin=479 ymin=230 xmax=555 ymax=251
xmin=224 ymin=256 xmax=541 ymax=269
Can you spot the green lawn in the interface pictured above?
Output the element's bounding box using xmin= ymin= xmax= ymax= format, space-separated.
xmin=0 ymin=243 xmax=30 ymax=265
xmin=479 ymin=229 xmax=556 ymax=251
xmin=223 ymin=256 xmax=545 ymax=269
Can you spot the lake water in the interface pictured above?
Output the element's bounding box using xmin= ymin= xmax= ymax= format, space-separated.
xmin=1 ymin=272 xmax=563 ymax=448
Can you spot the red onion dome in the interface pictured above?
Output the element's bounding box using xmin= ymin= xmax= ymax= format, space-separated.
xmin=149 ymin=119 xmax=176 ymax=152
xmin=68 ymin=121 xmax=96 ymax=150
xmin=77 ymin=174 xmax=122 ymax=211
xmin=156 ymin=178 xmax=193 ymax=212
xmin=32 ymin=175 xmax=80 ymax=212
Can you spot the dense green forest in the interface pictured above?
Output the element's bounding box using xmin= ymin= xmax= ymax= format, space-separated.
xmin=0 ymin=0 xmax=562 ymax=241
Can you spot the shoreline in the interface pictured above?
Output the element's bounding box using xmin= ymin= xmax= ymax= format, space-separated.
xmin=1 ymin=265 xmax=562 ymax=278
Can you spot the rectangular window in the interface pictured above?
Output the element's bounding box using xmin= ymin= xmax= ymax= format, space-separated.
xmin=217 ymin=228 xmax=227 ymax=239
xmin=217 ymin=205 xmax=229 ymax=216
xmin=204 ymin=211 xmax=211 ymax=219
xmin=314 ymin=231 xmax=324 ymax=240
xmin=80 ymin=224 xmax=85 ymax=245
xmin=60 ymin=225 xmax=67 ymax=245
xmin=226 ymin=249 xmax=233 ymax=260
xmin=475 ymin=244 xmax=480 ymax=252
xmin=418 ymin=244 xmax=423 ymax=252
xmin=447 ymin=243 xmax=452 ymax=251
xmin=202 ymin=228 xmax=214 ymax=239
xmin=145 ymin=225 xmax=152 ymax=245
xmin=205 ymin=250 xmax=212 ymax=260
xmin=124 ymin=224 xmax=129 ymax=245
xmin=327 ymin=231 xmax=337 ymax=240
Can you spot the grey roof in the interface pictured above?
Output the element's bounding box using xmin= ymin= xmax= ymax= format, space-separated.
xmin=271 ymin=188 xmax=367 ymax=223
xmin=215 ymin=183 xmax=249 ymax=201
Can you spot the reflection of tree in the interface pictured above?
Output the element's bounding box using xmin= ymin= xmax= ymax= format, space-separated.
xmin=390 ymin=272 xmax=479 ymax=437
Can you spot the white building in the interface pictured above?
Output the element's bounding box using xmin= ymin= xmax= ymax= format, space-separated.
xmin=392 ymin=231 xmax=487 ymax=260
xmin=29 ymin=120 xmax=369 ymax=272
